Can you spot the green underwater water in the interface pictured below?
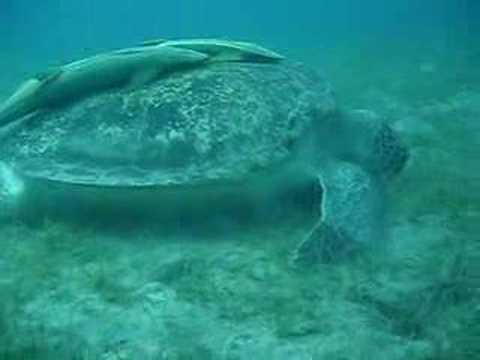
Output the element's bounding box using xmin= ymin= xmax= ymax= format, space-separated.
xmin=0 ymin=35 xmax=479 ymax=360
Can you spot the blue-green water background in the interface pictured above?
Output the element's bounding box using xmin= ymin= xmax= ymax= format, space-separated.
xmin=1 ymin=1 xmax=478 ymax=110
xmin=1 ymin=1 xmax=477 ymax=74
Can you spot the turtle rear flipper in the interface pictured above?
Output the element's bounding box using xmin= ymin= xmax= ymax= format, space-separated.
xmin=0 ymin=162 xmax=25 ymax=223
xmin=291 ymin=162 xmax=386 ymax=266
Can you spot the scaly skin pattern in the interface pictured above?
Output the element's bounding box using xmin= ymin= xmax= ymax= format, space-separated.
xmin=0 ymin=62 xmax=336 ymax=187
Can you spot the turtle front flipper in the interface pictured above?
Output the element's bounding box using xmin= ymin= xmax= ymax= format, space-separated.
xmin=291 ymin=217 xmax=354 ymax=266
xmin=291 ymin=161 xmax=386 ymax=266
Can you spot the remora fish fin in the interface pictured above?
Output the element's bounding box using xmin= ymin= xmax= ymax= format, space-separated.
xmin=111 ymin=47 xmax=150 ymax=56
xmin=126 ymin=47 xmax=208 ymax=89
xmin=35 ymin=68 xmax=63 ymax=88
xmin=164 ymin=39 xmax=284 ymax=63
xmin=139 ymin=38 xmax=168 ymax=47
xmin=168 ymin=47 xmax=210 ymax=62
xmin=223 ymin=41 xmax=285 ymax=62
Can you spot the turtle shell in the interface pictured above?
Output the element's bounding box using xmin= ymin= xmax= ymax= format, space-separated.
xmin=0 ymin=62 xmax=336 ymax=187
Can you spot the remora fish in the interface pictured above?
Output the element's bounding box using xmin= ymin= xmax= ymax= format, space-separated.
xmin=0 ymin=45 xmax=208 ymax=127
xmin=141 ymin=38 xmax=285 ymax=63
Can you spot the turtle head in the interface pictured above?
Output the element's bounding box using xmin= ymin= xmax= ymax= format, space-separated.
xmin=338 ymin=109 xmax=409 ymax=179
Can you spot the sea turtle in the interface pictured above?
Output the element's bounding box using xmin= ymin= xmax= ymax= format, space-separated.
xmin=0 ymin=60 xmax=408 ymax=264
